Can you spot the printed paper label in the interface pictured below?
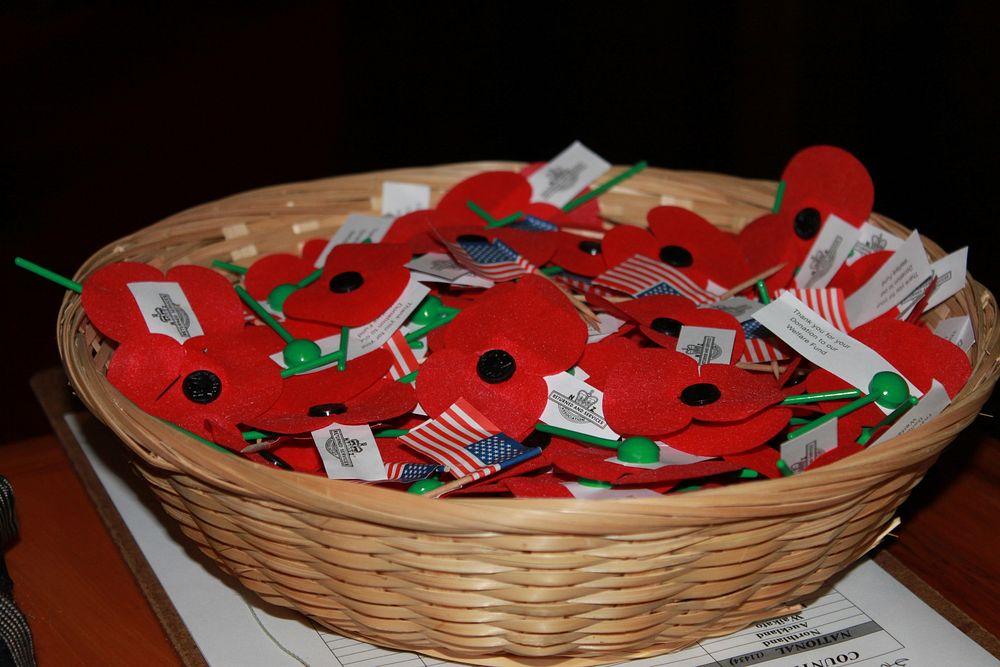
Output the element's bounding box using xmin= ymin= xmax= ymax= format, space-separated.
xmin=561 ymin=482 xmax=661 ymax=500
xmin=924 ymin=246 xmax=968 ymax=311
xmin=701 ymin=296 xmax=764 ymax=323
xmin=406 ymin=252 xmax=472 ymax=281
xmin=269 ymin=279 xmax=430 ymax=370
xmin=871 ymin=380 xmax=951 ymax=447
xmin=127 ymin=281 xmax=205 ymax=343
xmin=676 ymin=326 xmax=736 ymax=365
xmin=780 ymin=418 xmax=838 ymax=474
xmin=541 ymin=372 xmax=620 ymax=440
xmin=586 ymin=312 xmax=626 ymax=343
xmin=311 ymin=424 xmax=386 ymax=480
xmin=527 ymin=141 xmax=611 ymax=208
xmin=795 ymin=214 xmax=860 ymax=289
xmin=845 ymin=222 xmax=905 ymax=266
xmin=844 ymin=231 xmax=932 ymax=327
xmin=752 ymin=293 xmax=921 ymax=411
xmin=934 ymin=316 xmax=975 ymax=352
xmin=380 ymin=181 xmax=430 ymax=218
xmin=313 ymin=215 xmax=394 ymax=268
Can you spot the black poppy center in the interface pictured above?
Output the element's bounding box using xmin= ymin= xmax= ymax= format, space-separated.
xmin=578 ymin=240 xmax=602 ymax=256
xmin=308 ymin=403 xmax=348 ymax=417
xmin=182 ymin=370 xmax=222 ymax=404
xmin=680 ymin=383 xmax=721 ymax=407
xmin=457 ymin=234 xmax=490 ymax=245
xmin=650 ymin=317 xmax=683 ymax=337
xmin=658 ymin=245 xmax=693 ymax=267
xmin=476 ymin=349 xmax=517 ymax=384
xmin=521 ymin=430 xmax=552 ymax=450
xmin=793 ymin=207 xmax=822 ymax=240
xmin=329 ymin=271 xmax=364 ymax=293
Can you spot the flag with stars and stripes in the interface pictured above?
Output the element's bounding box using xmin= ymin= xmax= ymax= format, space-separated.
xmin=442 ymin=236 xmax=536 ymax=282
xmin=740 ymin=337 xmax=791 ymax=364
xmin=381 ymin=329 xmax=420 ymax=381
xmin=399 ymin=399 xmax=542 ymax=479
xmin=511 ymin=215 xmax=559 ymax=232
xmin=775 ymin=288 xmax=851 ymax=332
xmin=383 ymin=461 xmax=444 ymax=483
xmin=740 ymin=318 xmax=767 ymax=339
xmin=592 ymin=254 xmax=717 ymax=304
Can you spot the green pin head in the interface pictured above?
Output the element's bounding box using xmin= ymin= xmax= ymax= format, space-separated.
xmin=577 ymin=478 xmax=613 ymax=489
xmin=282 ymin=339 xmax=321 ymax=366
xmin=407 ymin=477 xmax=444 ymax=495
xmin=411 ymin=296 xmax=445 ymax=325
xmin=267 ymin=283 xmax=299 ymax=312
xmin=868 ymin=371 xmax=910 ymax=409
xmin=617 ymin=437 xmax=660 ymax=464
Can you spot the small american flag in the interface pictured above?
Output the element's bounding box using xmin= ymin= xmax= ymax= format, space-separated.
xmin=383 ymin=461 xmax=444 ymax=483
xmin=593 ymin=254 xmax=717 ymax=304
xmin=443 ymin=236 xmax=536 ymax=282
xmin=511 ymin=215 xmax=559 ymax=232
xmin=462 ymin=433 xmax=543 ymax=482
xmin=740 ymin=337 xmax=791 ymax=364
xmin=381 ymin=329 xmax=420 ymax=381
xmin=775 ymin=288 xmax=851 ymax=332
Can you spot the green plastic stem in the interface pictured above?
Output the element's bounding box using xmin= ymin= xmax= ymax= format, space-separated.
xmin=211 ymin=259 xmax=248 ymax=275
xmin=772 ymin=180 xmax=786 ymax=213
xmin=534 ymin=423 xmax=620 ymax=449
xmin=466 ymin=200 xmax=498 ymax=225
xmin=757 ymin=279 xmax=771 ymax=304
xmin=162 ymin=420 xmax=232 ymax=454
xmin=396 ymin=369 xmax=419 ymax=384
xmin=856 ymin=396 xmax=919 ymax=446
xmin=486 ymin=211 xmax=524 ymax=229
xmin=337 ymin=327 xmax=349 ymax=371
xmin=235 ymin=286 xmax=294 ymax=343
xmin=373 ymin=428 xmax=410 ymax=438
xmin=562 ymin=161 xmax=648 ymax=212
xmin=296 ymin=268 xmax=324 ymax=288
xmin=780 ymin=388 xmax=863 ymax=406
xmin=776 ymin=459 xmax=794 ymax=477
xmin=404 ymin=312 xmax=457 ymax=343
xmin=786 ymin=393 xmax=880 ymax=439
xmin=14 ymin=257 xmax=83 ymax=293
xmin=281 ymin=350 xmax=343 ymax=377
xmin=241 ymin=430 xmax=273 ymax=441
xmin=539 ymin=265 xmax=564 ymax=276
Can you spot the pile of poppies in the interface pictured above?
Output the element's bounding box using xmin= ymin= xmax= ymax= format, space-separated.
xmin=74 ymin=146 xmax=972 ymax=498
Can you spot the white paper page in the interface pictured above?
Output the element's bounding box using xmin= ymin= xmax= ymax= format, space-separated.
xmin=780 ymin=417 xmax=838 ymax=474
xmin=313 ymin=214 xmax=394 ymax=267
xmin=845 ymin=221 xmax=905 ymax=266
xmin=381 ymin=181 xmax=431 ymax=217
xmin=844 ymin=231 xmax=932 ymax=327
xmin=934 ymin=315 xmax=975 ymax=352
xmin=924 ymin=246 xmax=969 ymax=311
xmin=311 ymin=424 xmax=387 ymax=481
xmin=127 ymin=281 xmax=205 ymax=342
xmin=794 ymin=214 xmax=860 ymax=288
xmin=527 ymin=141 xmax=611 ymax=208
xmin=541 ymin=372 xmax=620 ymax=440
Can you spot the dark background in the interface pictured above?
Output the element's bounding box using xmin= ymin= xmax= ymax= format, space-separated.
xmin=3 ymin=3 xmax=999 ymax=442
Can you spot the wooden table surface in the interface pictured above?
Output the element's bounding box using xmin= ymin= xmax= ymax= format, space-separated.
xmin=0 ymin=369 xmax=996 ymax=666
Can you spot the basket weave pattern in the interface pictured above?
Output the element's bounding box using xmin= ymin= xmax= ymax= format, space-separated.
xmin=59 ymin=163 xmax=999 ymax=666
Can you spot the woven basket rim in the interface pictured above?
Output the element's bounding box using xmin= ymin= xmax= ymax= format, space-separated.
xmin=58 ymin=162 xmax=1000 ymax=534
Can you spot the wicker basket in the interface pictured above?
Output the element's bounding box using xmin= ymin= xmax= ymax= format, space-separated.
xmin=58 ymin=163 xmax=999 ymax=666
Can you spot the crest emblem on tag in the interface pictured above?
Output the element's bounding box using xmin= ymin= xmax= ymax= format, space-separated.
xmin=807 ymin=236 xmax=843 ymax=283
xmin=540 ymin=164 xmax=586 ymax=200
xmin=150 ymin=293 xmax=194 ymax=338
xmin=548 ymin=388 xmax=606 ymax=428
xmin=324 ymin=429 xmax=367 ymax=467
xmin=683 ymin=335 xmax=723 ymax=365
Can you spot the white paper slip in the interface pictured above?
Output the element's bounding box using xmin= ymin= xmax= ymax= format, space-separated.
xmin=752 ymin=293 xmax=922 ymax=411
xmin=870 ymin=380 xmax=951 ymax=448
xmin=794 ymin=214 xmax=860 ymax=289
xmin=676 ymin=326 xmax=736 ymax=365
xmin=311 ymin=424 xmax=387 ymax=480
xmin=381 ymin=181 xmax=431 ymax=218
xmin=561 ymin=482 xmax=661 ymax=500
xmin=268 ymin=279 xmax=431 ymax=370
xmin=845 ymin=221 xmax=905 ymax=266
xmin=587 ymin=312 xmax=627 ymax=343
xmin=844 ymin=231 xmax=933 ymax=327
xmin=127 ymin=281 xmax=205 ymax=342
xmin=406 ymin=252 xmax=472 ymax=281
xmin=780 ymin=418 xmax=838 ymax=474
xmin=924 ymin=246 xmax=968 ymax=311
xmin=934 ymin=315 xmax=975 ymax=352
xmin=312 ymin=214 xmax=394 ymax=267
xmin=541 ymin=372 xmax=620 ymax=440
xmin=527 ymin=140 xmax=611 ymax=208
xmin=701 ymin=296 xmax=764 ymax=323
xmin=607 ymin=442 xmax=712 ymax=469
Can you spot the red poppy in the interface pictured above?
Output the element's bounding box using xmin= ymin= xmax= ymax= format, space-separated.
xmin=602 ymin=206 xmax=751 ymax=289
xmin=658 ymin=407 xmax=792 ymax=457
xmin=436 ymin=225 xmax=557 ymax=268
xmin=415 ymin=275 xmax=588 ymax=439
xmin=106 ymin=327 xmax=283 ymax=450
xmin=577 ymin=334 xmax=642 ymax=390
xmin=828 ymin=250 xmax=892 ymax=298
xmin=281 ymin=243 xmax=412 ymax=327
xmin=615 ymin=294 xmax=746 ymax=362
xmin=519 ymin=162 xmax=604 ymax=231
xmin=436 ymin=171 xmax=533 ymax=227
xmin=82 ymin=262 xmax=246 ymax=344
xmin=551 ymin=231 xmax=607 ymax=277
xmin=739 ymin=146 xmax=874 ymax=292
xmin=603 ymin=348 xmax=784 ymax=436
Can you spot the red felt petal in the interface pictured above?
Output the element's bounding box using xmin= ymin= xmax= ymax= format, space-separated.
xmin=551 ymin=231 xmax=607 ymax=277
xmin=415 ymin=348 xmax=547 ymax=441
xmin=619 ymin=294 xmax=746 ymax=360
xmin=604 ymin=349 xmax=699 ymax=435
xmin=722 ymin=445 xmax=782 ymax=478
xmin=829 ymin=251 xmax=892 ymax=298
xmin=545 ymin=439 xmax=740 ymax=484
xmin=806 ymin=441 xmax=865 ymax=471
xmin=780 ymin=146 xmax=874 ymax=227
xmin=662 ymin=408 xmax=792 ymax=456
xmin=244 ymin=254 xmax=317 ymax=300
xmin=737 ymin=214 xmax=799 ymax=292
xmin=503 ymin=476 xmax=576 ymax=498
xmin=301 ymin=239 xmax=329 ymax=266
xmin=520 ymin=162 xmax=604 ymax=231
xmin=601 ymin=225 xmax=658 ymax=269
xmin=334 ymin=378 xmax=417 ymax=425
xmin=436 ymin=172 xmax=532 ymax=226
xmin=683 ymin=364 xmax=785 ymax=422
xmin=381 ymin=209 xmax=451 ymax=255
xmin=646 ymin=207 xmax=751 ymax=288
xmin=578 ymin=335 xmax=642 ymax=390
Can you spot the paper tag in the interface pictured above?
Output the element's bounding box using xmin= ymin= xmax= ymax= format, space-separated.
xmin=752 ymin=293 xmax=922 ymax=410
xmin=126 ymin=281 xmax=205 ymax=343
xmin=844 ymin=231 xmax=932 ymax=328
xmin=269 ymin=279 xmax=430 ymax=370
xmin=311 ymin=424 xmax=387 ymax=480
xmin=794 ymin=214 xmax=860 ymax=289
xmin=561 ymin=482 xmax=661 ymax=500
xmin=845 ymin=222 xmax=905 ymax=266
xmin=607 ymin=442 xmax=713 ymax=469
xmin=587 ymin=312 xmax=626 ymax=343
xmin=934 ymin=316 xmax=975 ymax=353
xmin=871 ymin=380 xmax=951 ymax=447
xmin=701 ymin=296 xmax=763 ymax=323
xmin=406 ymin=252 xmax=472 ymax=281
xmin=568 ymin=366 xmax=590 ymax=382
xmin=527 ymin=141 xmax=611 ymax=208
xmin=676 ymin=326 xmax=736 ymax=365
xmin=780 ymin=418 xmax=838 ymax=474
xmin=541 ymin=372 xmax=620 ymax=440
xmin=313 ymin=215 xmax=394 ymax=268
xmin=924 ymin=247 xmax=968 ymax=311
xmin=381 ymin=181 xmax=430 ymax=218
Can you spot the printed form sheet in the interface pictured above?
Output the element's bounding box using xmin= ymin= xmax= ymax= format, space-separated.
xmin=64 ymin=412 xmax=998 ymax=667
